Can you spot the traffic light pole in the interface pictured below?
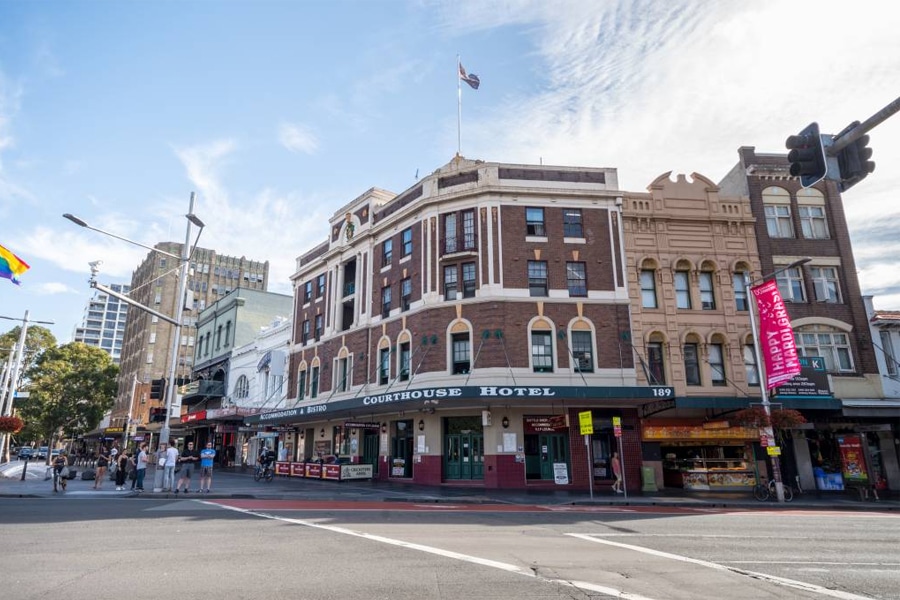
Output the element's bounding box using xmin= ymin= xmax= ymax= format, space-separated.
xmin=828 ymin=95 xmax=900 ymax=155
xmin=154 ymin=194 xmax=196 ymax=491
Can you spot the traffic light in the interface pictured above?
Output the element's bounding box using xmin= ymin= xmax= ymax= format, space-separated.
xmin=785 ymin=122 xmax=828 ymax=188
xmin=149 ymin=378 xmax=166 ymax=401
xmin=149 ymin=408 xmax=167 ymax=423
xmin=836 ymin=121 xmax=875 ymax=192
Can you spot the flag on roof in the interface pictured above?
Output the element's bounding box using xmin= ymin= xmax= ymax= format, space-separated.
xmin=0 ymin=244 xmax=30 ymax=285
xmin=459 ymin=63 xmax=480 ymax=90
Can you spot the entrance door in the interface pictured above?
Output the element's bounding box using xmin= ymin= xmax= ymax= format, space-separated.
xmin=443 ymin=416 xmax=484 ymax=481
xmin=362 ymin=430 xmax=379 ymax=475
xmin=535 ymin=434 xmax=569 ymax=481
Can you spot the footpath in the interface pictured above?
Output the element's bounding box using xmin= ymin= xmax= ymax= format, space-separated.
xmin=1 ymin=459 xmax=898 ymax=510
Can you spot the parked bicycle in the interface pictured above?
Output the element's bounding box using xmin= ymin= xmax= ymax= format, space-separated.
xmin=753 ymin=478 xmax=793 ymax=502
xmin=253 ymin=463 xmax=275 ymax=483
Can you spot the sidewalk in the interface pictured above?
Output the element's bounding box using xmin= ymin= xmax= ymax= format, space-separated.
xmin=2 ymin=460 xmax=898 ymax=510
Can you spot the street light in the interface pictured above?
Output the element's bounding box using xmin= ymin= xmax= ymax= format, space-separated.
xmin=744 ymin=257 xmax=811 ymax=503
xmin=64 ymin=193 xmax=204 ymax=490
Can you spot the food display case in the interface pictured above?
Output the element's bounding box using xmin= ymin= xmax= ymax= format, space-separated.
xmin=665 ymin=458 xmax=756 ymax=491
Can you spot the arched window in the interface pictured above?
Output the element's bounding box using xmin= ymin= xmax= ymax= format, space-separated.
xmin=530 ymin=318 xmax=555 ymax=373
xmin=448 ymin=321 xmax=472 ymax=374
xmin=796 ymin=188 xmax=829 ymax=239
xmin=762 ymin=186 xmax=794 ymax=238
xmin=795 ymin=325 xmax=854 ymax=373
xmin=234 ymin=375 xmax=249 ymax=399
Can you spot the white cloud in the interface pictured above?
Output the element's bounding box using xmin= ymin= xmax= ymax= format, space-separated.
xmin=278 ymin=122 xmax=319 ymax=154
xmin=173 ymin=139 xmax=237 ymax=207
xmin=33 ymin=282 xmax=79 ymax=295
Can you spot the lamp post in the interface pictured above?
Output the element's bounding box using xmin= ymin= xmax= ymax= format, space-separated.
xmin=0 ymin=312 xmax=55 ymax=463
xmin=744 ymin=257 xmax=811 ymax=503
xmin=64 ymin=193 xmax=204 ymax=488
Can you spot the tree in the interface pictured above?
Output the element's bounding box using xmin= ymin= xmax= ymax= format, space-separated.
xmin=0 ymin=325 xmax=57 ymax=374
xmin=19 ymin=342 xmax=118 ymax=461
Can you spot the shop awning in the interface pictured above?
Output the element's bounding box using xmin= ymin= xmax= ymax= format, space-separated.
xmin=244 ymin=384 xmax=677 ymax=427
xmin=675 ymin=396 xmax=841 ymax=411
xmin=841 ymin=399 xmax=900 ymax=417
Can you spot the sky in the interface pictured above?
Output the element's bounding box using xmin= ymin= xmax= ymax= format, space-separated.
xmin=1 ymin=0 xmax=899 ymax=344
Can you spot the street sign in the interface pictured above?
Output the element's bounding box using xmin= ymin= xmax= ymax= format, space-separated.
xmin=612 ymin=416 xmax=622 ymax=438
xmin=578 ymin=411 xmax=593 ymax=435
xmin=767 ymin=446 xmax=782 ymax=457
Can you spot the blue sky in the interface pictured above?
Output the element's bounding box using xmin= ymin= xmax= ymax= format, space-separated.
xmin=2 ymin=0 xmax=899 ymax=343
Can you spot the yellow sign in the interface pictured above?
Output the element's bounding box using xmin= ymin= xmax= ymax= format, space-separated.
xmin=766 ymin=446 xmax=782 ymax=456
xmin=578 ymin=411 xmax=593 ymax=435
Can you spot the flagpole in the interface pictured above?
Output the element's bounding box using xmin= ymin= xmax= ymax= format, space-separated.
xmin=457 ymin=55 xmax=462 ymax=156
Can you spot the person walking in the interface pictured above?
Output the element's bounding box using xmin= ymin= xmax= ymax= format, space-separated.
xmin=135 ymin=443 xmax=149 ymax=492
xmin=94 ymin=446 xmax=110 ymax=490
xmin=163 ymin=439 xmax=179 ymax=492
xmin=175 ymin=441 xmax=199 ymax=494
xmin=611 ymin=451 xmax=623 ymax=494
xmin=198 ymin=441 xmax=216 ymax=493
xmin=114 ymin=451 xmax=129 ymax=490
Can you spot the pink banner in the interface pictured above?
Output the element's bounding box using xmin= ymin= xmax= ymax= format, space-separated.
xmin=751 ymin=279 xmax=801 ymax=389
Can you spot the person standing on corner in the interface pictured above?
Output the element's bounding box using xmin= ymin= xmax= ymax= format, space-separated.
xmin=175 ymin=441 xmax=199 ymax=494
xmin=611 ymin=451 xmax=623 ymax=494
xmin=163 ymin=439 xmax=179 ymax=492
xmin=198 ymin=441 xmax=216 ymax=493
xmin=135 ymin=443 xmax=149 ymax=491
xmin=94 ymin=446 xmax=110 ymax=490
xmin=114 ymin=451 xmax=129 ymax=490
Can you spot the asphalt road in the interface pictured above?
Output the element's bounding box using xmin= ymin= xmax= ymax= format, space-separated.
xmin=1 ymin=497 xmax=898 ymax=600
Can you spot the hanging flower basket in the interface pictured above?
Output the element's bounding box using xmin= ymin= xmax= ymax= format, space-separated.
xmin=733 ymin=407 xmax=806 ymax=430
xmin=0 ymin=416 xmax=25 ymax=434
xmin=770 ymin=409 xmax=806 ymax=430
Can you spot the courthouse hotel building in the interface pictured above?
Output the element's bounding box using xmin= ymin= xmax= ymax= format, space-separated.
xmin=245 ymin=157 xmax=673 ymax=490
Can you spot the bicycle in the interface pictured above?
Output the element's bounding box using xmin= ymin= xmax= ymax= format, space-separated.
xmin=253 ymin=463 xmax=275 ymax=483
xmin=52 ymin=468 xmax=68 ymax=493
xmin=753 ymin=478 xmax=793 ymax=502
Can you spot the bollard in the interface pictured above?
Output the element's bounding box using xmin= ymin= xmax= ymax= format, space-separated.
xmin=20 ymin=457 xmax=29 ymax=481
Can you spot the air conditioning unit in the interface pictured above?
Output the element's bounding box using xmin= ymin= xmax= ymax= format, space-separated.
xmin=221 ymin=397 xmax=235 ymax=408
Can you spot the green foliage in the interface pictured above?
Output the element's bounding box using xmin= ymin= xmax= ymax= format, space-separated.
xmin=18 ymin=342 xmax=118 ymax=445
xmin=0 ymin=325 xmax=57 ymax=379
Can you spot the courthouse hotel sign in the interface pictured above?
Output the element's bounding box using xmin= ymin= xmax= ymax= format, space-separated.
xmin=244 ymin=385 xmax=674 ymax=426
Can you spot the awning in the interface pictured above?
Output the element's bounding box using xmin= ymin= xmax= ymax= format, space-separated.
xmin=244 ymin=384 xmax=677 ymax=427
xmin=675 ymin=396 xmax=841 ymax=411
xmin=841 ymin=399 xmax=900 ymax=418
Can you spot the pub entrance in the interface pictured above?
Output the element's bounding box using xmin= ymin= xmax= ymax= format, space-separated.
xmin=523 ymin=415 xmax=570 ymax=481
xmin=443 ymin=416 xmax=484 ymax=481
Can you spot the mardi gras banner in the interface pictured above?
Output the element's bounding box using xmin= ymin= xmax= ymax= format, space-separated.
xmin=752 ymin=279 xmax=802 ymax=389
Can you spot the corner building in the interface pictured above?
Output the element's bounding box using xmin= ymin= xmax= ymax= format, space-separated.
xmin=245 ymin=157 xmax=673 ymax=490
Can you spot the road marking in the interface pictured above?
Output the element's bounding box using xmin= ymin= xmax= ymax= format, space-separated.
xmin=204 ymin=501 xmax=661 ymax=600
xmin=567 ymin=533 xmax=873 ymax=600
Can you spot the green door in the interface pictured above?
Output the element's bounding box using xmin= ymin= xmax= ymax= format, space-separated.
xmin=444 ymin=435 xmax=461 ymax=479
xmin=443 ymin=416 xmax=484 ymax=481
xmin=362 ymin=430 xmax=379 ymax=475
xmin=539 ymin=434 xmax=569 ymax=481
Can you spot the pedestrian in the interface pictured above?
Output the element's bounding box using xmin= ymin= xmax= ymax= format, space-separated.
xmin=94 ymin=446 xmax=110 ymax=490
xmin=162 ymin=440 xmax=179 ymax=492
xmin=115 ymin=451 xmax=129 ymax=490
xmin=135 ymin=443 xmax=149 ymax=491
xmin=199 ymin=441 xmax=216 ymax=493
xmin=175 ymin=441 xmax=199 ymax=494
xmin=611 ymin=451 xmax=623 ymax=494
xmin=52 ymin=451 xmax=68 ymax=493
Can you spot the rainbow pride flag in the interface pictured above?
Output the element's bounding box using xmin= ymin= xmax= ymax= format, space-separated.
xmin=0 ymin=243 xmax=30 ymax=285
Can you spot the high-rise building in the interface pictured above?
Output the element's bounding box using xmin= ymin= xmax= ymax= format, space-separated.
xmin=72 ymin=283 xmax=130 ymax=364
xmin=111 ymin=243 xmax=269 ymax=436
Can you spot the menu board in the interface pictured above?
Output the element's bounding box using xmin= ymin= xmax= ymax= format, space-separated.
xmin=838 ymin=434 xmax=868 ymax=483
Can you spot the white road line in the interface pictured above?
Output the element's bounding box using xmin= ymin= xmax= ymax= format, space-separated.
xmin=204 ymin=501 xmax=661 ymax=600
xmin=567 ymin=533 xmax=874 ymax=600
xmin=722 ymin=561 xmax=900 ymax=567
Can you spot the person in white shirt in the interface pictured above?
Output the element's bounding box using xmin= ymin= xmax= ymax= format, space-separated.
xmin=163 ymin=439 xmax=179 ymax=492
